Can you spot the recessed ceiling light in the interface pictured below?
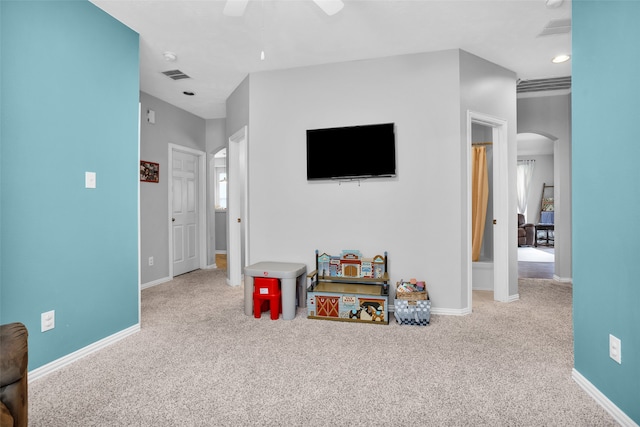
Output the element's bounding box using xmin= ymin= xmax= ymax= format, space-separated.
xmin=552 ymin=54 xmax=571 ymax=64
xmin=183 ymin=91 xmax=195 ymax=96
xmin=545 ymin=0 xmax=564 ymax=9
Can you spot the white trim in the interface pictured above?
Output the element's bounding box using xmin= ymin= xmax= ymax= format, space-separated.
xmin=141 ymin=276 xmax=172 ymax=290
xmin=28 ymin=324 xmax=140 ymax=382
xmin=215 ymin=250 xmax=227 ymax=255
xmin=203 ymin=263 xmax=218 ymax=270
xmin=168 ymin=144 xmax=207 ymax=279
xmin=431 ymin=307 xmax=472 ymax=316
xmin=572 ymin=369 xmax=638 ymax=427
xmin=137 ymin=103 xmax=142 ymax=329
xmin=554 ymin=274 xmax=573 ymax=283
xmin=466 ymin=111 xmax=512 ymax=310
xmin=507 ymin=293 xmax=520 ymax=302
xmin=227 ymin=126 xmax=248 ymax=287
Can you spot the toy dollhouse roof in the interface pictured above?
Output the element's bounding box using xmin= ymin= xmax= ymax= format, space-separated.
xmin=341 ymin=250 xmax=362 ymax=260
xmin=317 ymin=253 xmax=331 ymax=262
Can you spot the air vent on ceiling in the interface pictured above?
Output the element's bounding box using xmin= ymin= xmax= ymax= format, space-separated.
xmin=538 ymin=18 xmax=571 ymax=37
xmin=162 ymin=69 xmax=191 ymax=80
xmin=517 ymin=76 xmax=571 ymax=94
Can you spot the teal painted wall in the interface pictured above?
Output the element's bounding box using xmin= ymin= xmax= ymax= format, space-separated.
xmin=1 ymin=1 xmax=140 ymax=370
xmin=573 ymin=1 xmax=640 ymax=422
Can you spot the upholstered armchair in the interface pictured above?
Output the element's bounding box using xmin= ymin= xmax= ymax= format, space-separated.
xmin=0 ymin=322 xmax=28 ymax=427
xmin=518 ymin=214 xmax=535 ymax=246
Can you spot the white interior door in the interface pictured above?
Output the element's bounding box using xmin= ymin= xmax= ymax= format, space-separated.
xmin=172 ymin=150 xmax=199 ymax=276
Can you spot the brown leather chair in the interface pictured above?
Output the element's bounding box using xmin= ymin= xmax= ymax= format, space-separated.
xmin=0 ymin=323 xmax=28 ymax=427
xmin=518 ymin=214 xmax=535 ymax=246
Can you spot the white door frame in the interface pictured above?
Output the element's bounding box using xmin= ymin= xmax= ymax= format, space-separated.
xmin=466 ymin=111 xmax=510 ymax=307
xmin=227 ymin=126 xmax=249 ymax=287
xmin=168 ymin=143 xmax=207 ymax=279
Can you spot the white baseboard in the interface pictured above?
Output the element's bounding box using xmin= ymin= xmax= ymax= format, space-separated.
xmin=507 ymin=293 xmax=520 ymax=302
xmin=28 ymin=324 xmax=140 ymax=382
xmin=554 ymin=274 xmax=573 ymax=283
xmin=141 ymin=275 xmax=171 ymax=290
xmin=203 ymin=263 xmax=218 ymax=270
xmin=215 ymin=250 xmax=227 ymax=254
xmin=431 ymin=307 xmax=472 ymax=316
xmin=572 ymin=369 xmax=638 ymax=427
xmin=472 ymin=285 xmax=493 ymax=291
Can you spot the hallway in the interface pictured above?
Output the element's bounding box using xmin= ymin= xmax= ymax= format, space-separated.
xmin=518 ymin=246 xmax=555 ymax=279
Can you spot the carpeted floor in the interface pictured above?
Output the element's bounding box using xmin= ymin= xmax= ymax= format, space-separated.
xmin=28 ymin=269 xmax=616 ymax=426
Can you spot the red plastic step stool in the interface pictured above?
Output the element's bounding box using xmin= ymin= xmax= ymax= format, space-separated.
xmin=253 ymin=277 xmax=281 ymax=320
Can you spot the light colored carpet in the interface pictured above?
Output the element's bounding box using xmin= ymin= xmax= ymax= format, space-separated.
xmin=517 ymin=247 xmax=555 ymax=263
xmin=28 ymin=269 xmax=616 ymax=426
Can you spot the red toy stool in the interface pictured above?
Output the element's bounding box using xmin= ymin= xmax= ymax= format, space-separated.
xmin=253 ymin=277 xmax=281 ymax=320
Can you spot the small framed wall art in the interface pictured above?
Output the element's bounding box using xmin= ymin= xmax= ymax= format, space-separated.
xmin=140 ymin=161 xmax=159 ymax=183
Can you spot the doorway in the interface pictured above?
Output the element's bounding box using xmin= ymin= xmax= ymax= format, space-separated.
xmin=466 ymin=111 xmax=510 ymax=308
xmin=210 ymin=148 xmax=228 ymax=270
xmin=168 ymin=144 xmax=207 ymax=278
xmin=516 ymin=132 xmax=556 ymax=279
xmin=227 ymin=126 xmax=248 ymax=286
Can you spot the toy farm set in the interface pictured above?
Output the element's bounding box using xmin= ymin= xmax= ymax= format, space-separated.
xmin=306 ymin=250 xmax=390 ymax=324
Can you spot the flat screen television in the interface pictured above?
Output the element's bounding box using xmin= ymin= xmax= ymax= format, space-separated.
xmin=306 ymin=122 xmax=396 ymax=180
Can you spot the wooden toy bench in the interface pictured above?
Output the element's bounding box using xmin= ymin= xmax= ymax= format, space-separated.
xmin=306 ymin=250 xmax=389 ymax=324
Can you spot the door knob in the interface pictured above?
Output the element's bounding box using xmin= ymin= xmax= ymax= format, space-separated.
xmin=172 ymin=218 xmax=176 ymax=222
xmin=237 ymin=218 xmax=241 ymax=223
xmin=493 ymin=219 xmax=497 ymax=225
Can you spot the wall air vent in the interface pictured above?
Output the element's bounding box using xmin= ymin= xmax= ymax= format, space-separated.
xmin=517 ymin=76 xmax=571 ymax=94
xmin=538 ymin=19 xmax=571 ymax=37
xmin=161 ymin=69 xmax=191 ymax=80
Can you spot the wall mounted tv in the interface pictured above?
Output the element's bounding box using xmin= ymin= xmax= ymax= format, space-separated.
xmin=306 ymin=122 xmax=396 ymax=181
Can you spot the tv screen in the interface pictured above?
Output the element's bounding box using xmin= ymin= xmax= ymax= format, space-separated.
xmin=306 ymin=123 xmax=396 ymax=180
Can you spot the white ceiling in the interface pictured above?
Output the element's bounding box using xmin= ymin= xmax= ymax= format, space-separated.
xmin=91 ymin=0 xmax=572 ymax=120
xmin=517 ymin=132 xmax=554 ymax=155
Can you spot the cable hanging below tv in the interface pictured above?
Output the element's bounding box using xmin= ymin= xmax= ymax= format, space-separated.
xmin=306 ymin=122 xmax=396 ymax=181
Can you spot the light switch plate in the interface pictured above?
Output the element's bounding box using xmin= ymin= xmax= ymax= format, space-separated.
xmin=609 ymin=334 xmax=622 ymax=364
xmin=41 ymin=310 xmax=55 ymax=332
xmin=85 ymin=171 xmax=96 ymax=189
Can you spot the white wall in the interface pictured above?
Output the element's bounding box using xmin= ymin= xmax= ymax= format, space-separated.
xmin=459 ymin=50 xmax=518 ymax=300
xmin=139 ymin=92 xmax=206 ymax=284
xmin=234 ymin=49 xmax=517 ymax=311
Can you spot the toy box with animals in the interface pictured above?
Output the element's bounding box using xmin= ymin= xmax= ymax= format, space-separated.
xmin=306 ymin=250 xmax=389 ymax=324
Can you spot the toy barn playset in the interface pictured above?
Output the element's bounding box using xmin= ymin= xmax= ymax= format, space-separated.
xmin=306 ymin=250 xmax=389 ymax=324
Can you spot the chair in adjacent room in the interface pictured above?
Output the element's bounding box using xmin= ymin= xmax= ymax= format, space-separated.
xmin=518 ymin=213 xmax=535 ymax=246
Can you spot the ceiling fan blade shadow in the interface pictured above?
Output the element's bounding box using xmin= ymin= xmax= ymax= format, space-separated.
xmin=223 ymin=0 xmax=250 ymax=17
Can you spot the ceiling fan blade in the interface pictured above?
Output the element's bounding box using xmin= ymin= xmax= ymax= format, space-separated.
xmin=223 ymin=0 xmax=250 ymax=17
xmin=313 ymin=0 xmax=344 ymax=16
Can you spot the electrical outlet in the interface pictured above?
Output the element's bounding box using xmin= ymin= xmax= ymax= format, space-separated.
xmin=148 ymin=256 xmax=154 ymax=266
xmin=41 ymin=310 xmax=55 ymax=332
xmin=609 ymin=334 xmax=622 ymax=364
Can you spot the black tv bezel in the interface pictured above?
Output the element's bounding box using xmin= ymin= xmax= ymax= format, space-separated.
xmin=306 ymin=122 xmax=396 ymax=181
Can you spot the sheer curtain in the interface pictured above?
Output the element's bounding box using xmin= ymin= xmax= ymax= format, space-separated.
xmin=471 ymin=146 xmax=489 ymax=262
xmin=517 ymin=160 xmax=535 ymax=216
